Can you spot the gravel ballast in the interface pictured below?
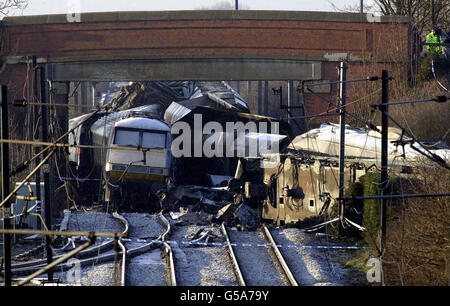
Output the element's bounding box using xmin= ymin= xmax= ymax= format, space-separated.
xmin=127 ymin=248 xmax=166 ymax=286
xmin=270 ymin=228 xmax=349 ymax=286
xmin=227 ymin=228 xmax=287 ymax=286
xmin=122 ymin=213 xmax=164 ymax=239
xmin=124 ymin=213 xmax=167 ymax=285
xmin=170 ymin=224 xmax=238 ymax=286
xmin=62 ymin=211 xmax=125 ymax=234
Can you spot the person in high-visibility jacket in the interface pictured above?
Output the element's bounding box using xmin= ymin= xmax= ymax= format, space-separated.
xmin=426 ymin=27 xmax=443 ymax=54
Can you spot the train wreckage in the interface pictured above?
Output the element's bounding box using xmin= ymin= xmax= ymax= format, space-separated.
xmin=67 ymin=81 xmax=450 ymax=228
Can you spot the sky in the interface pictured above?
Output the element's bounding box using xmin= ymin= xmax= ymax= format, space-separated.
xmin=6 ymin=0 xmax=379 ymax=17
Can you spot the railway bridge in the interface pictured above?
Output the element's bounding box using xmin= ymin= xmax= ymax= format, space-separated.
xmin=1 ymin=10 xmax=411 ymax=116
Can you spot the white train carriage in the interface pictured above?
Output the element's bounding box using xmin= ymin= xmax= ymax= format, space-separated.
xmin=69 ymin=105 xmax=172 ymax=206
xmin=105 ymin=116 xmax=172 ymax=183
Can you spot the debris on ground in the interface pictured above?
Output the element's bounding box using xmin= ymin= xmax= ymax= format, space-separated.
xmin=158 ymin=185 xmax=233 ymax=214
xmin=233 ymin=203 xmax=261 ymax=231
xmin=172 ymin=210 xmax=214 ymax=226
xmin=159 ymin=184 xmax=260 ymax=230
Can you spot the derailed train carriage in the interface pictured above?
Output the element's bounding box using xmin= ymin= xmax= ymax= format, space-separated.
xmin=163 ymin=81 xmax=294 ymax=186
xmin=231 ymin=122 xmax=450 ymax=225
xmin=68 ymin=80 xmax=288 ymax=208
xmin=68 ymin=104 xmax=172 ymax=207
xmin=68 ymin=80 xmax=296 ymax=210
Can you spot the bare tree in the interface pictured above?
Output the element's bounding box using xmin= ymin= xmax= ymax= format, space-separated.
xmin=330 ymin=0 xmax=450 ymax=36
xmin=0 ymin=0 xmax=27 ymax=16
xmin=328 ymin=0 xmax=376 ymax=14
xmin=373 ymin=0 xmax=450 ymax=35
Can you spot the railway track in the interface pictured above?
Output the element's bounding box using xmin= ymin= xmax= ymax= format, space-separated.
xmin=11 ymin=212 xmax=167 ymax=286
xmin=10 ymin=211 xmax=342 ymax=286
xmin=168 ymin=223 xmax=238 ymax=286
xmin=159 ymin=222 xmax=299 ymax=287
xmin=116 ymin=212 xmax=175 ymax=286
xmin=264 ymin=227 xmax=347 ymax=286
xmin=11 ymin=212 xmax=129 ymax=284
xmin=261 ymin=225 xmax=298 ymax=286
xmin=222 ymin=224 xmax=298 ymax=286
xmin=11 ymin=211 xmax=176 ymax=286
xmin=123 ymin=212 xmax=175 ymax=286
xmin=157 ymin=213 xmax=176 ymax=286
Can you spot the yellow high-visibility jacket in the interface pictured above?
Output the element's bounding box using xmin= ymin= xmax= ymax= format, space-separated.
xmin=426 ymin=32 xmax=443 ymax=53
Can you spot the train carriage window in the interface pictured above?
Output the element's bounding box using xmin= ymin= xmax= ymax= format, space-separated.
xmin=114 ymin=129 xmax=140 ymax=147
xmin=142 ymin=132 xmax=166 ymax=149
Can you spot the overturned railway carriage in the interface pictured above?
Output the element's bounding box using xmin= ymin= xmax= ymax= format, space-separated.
xmin=237 ymin=123 xmax=450 ymax=225
xmin=69 ymin=105 xmax=172 ymax=207
xmin=234 ymin=154 xmax=366 ymax=225
xmin=259 ymin=155 xmax=365 ymax=225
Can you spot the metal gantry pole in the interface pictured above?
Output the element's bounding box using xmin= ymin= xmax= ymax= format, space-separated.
xmin=40 ymin=66 xmax=53 ymax=282
xmin=258 ymin=80 xmax=262 ymax=115
xmin=33 ymin=58 xmax=42 ymax=231
xmin=1 ymin=85 xmax=12 ymax=286
xmin=338 ymin=62 xmax=347 ymax=235
xmin=264 ymin=81 xmax=269 ymax=116
xmin=380 ymin=70 xmax=389 ymax=260
xmin=288 ymin=80 xmax=294 ymax=126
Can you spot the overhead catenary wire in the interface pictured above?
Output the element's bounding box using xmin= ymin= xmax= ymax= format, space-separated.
xmin=301 ymin=76 xmax=381 ymax=88
xmin=12 ymin=100 xmax=105 ymax=109
xmin=380 ymin=110 xmax=450 ymax=170
xmin=290 ymin=88 xmax=382 ymax=122
xmin=0 ymin=138 xmax=160 ymax=151
xmin=301 ymin=69 xmax=449 ymax=239
xmin=298 ymin=88 xmax=381 ymax=133
xmin=340 ymin=192 xmax=450 ymax=201
xmin=295 ymin=68 xmax=450 ymax=267
xmin=8 ymin=107 xmax=105 ymax=176
xmin=371 ymin=95 xmax=448 ymax=107
xmin=1 ymin=106 xmax=108 ymax=209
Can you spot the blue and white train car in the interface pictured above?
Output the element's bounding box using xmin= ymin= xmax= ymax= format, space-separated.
xmin=69 ymin=105 xmax=172 ymax=207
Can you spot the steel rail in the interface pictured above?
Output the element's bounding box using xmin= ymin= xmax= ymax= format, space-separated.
xmin=10 ymin=240 xmax=114 ymax=270
xmin=11 ymin=246 xmax=122 ymax=277
xmin=157 ymin=212 xmax=177 ymax=286
xmin=9 ymin=212 xmax=130 ymax=278
xmin=221 ymin=223 xmax=246 ymax=286
xmin=117 ymin=239 xmax=127 ymax=286
xmin=112 ymin=212 xmax=129 ymax=287
xmin=0 ymin=228 xmax=127 ymax=239
xmin=11 ymin=213 xmax=128 ymax=269
xmin=16 ymin=237 xmax=95 ymax=286
xmin=261 ymin=225 xmax=298 ymax=286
